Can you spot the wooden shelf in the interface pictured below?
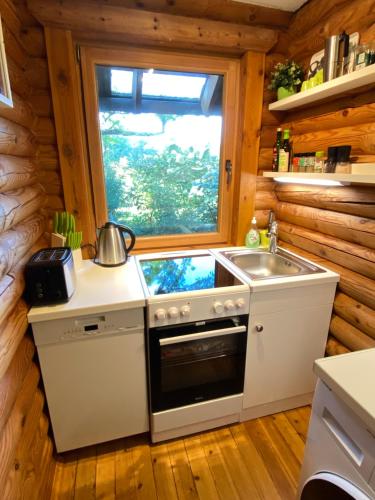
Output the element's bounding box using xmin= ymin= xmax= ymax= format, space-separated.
xmin=268 ymin=64 xmax=375 ymax=111
xmin=263 ymin=172 xmax=375 ymax=185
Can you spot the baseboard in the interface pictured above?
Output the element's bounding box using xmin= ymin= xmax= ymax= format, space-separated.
xmin=241 ymin=392 xmax=313 ymax=421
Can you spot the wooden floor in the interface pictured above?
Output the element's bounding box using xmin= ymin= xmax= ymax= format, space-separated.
xmin=51 ymin=406 xmax=311 ymax=500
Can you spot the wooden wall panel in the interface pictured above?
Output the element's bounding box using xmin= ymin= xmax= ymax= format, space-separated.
xmin=0 ymin=1 xmax=58 ymax=497
xmin=256 ymin=0 xmax=375 ymax=356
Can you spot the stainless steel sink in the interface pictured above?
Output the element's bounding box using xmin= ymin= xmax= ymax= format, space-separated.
xmin=220 ymin=248 xmax=324 ymax=280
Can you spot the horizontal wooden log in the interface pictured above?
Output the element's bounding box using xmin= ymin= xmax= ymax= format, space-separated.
xmin=73 ymin=0 xmax=292 ymax=28
xmin=258 ymin=148 xmax=272 ymax=171
xmin=279 ymin=241 xmax=375 ymax=310
xmin=0 ymin=300 xmax=29 ymax=380
xmin=2 ymin=21 xmax=29 ymax=70
xmin=24 ymin=58 xmax=50 ymax=90
xmin=0 ymin=213 xmax=45 ymax=279
xmin=7 ymin=58 xmax=32 ymax=100
xmin=275 ymin=184 xmax=375 ymax=218
xmin=254 ymin=190 xmax=277 ymax=211
xmin=0 ymin=117 xmax=37 ymax=157
xmin=0 ymin=363 xmax=40 ymax=488
xmin=19 ymin=27 xmax=46 ymax=58
xmin=284 ymin=103 xmax=375 ymax=136
xmin=334 ymin=292 xmax=375 ymax=340
xmin=284 ymin=90 xmax=375 ymax=127
xmin=10 ymin=0 xmax=39 ymax=27
xmin=330 ymin=314 xmax=375 ymax=351
xmin=276 ymin=202 xmax=375 ymax=249
xmin=260 ymin=125 xmax=276 ymax=149
xmin=290 ymin=121 xmax=375 ymax=156
xmin=0 ymin=184 xmax=46 ymax=233
xmin=32 ymin=117 xmax=56 ymax=145
xmin=0 ymin=92 xmax=36 ymax=130
xmin=256 ymin=176 xmax=275 ymax=192
xmin=278 ymin=221 xmax=375 ymax=279
xmin=325 ymin=336 xmax=350 ymax=356
xmin=0 ymin=336 xmax=34 ymax=436
xmin=5 ymin=390 xmax=45 ymax=500
xmin=262 ymin=105 xmax=281 ymax=127
xmin=254 ymin=209 xmax=271 ymax=229
xmin=46 ymin=194 xmax=64 ymax=210
xmin=28 ymin=0 xmax=278 ymax=53
xmin=37 ymin=170 xmax=62 ymax=195
xmin=0 ymin=155 xmax=37 ymax=192
xmin=288 ymin=0 xmax=350 ymax=40
xmin=288 ymin=0 xmax=375 ymax=61
xmin=29 ymin=92 xmax=53 ymax=118
xmin=0 ymin=237 xmax=47 ymax=321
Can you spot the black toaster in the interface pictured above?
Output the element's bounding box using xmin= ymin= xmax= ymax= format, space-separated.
xmin=24 ymin=247 xmax=76 ymax=306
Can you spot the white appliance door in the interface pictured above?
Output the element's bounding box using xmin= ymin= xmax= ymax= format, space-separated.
xmin=301 ymin=472 xmax=371 ymax=499
xmin=38 ymin=331 xmax=149 ymax=452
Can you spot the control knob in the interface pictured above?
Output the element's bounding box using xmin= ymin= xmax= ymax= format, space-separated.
xmin=213 ymin=301 xmax=224 ymax=314
xmin=180 ymin=305 xmax=191 ymax=318
xmin=154 ymin=308 xmax=167 ymax=321
xmin=235 ymin=298 xmax=245 ymax=309
xmin=168 ymin=307 xmax=179 ymax=319
xmin=224 ymin=299 xmax=235 ymax=311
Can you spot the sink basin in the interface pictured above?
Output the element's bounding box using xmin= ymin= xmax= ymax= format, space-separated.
xmin=220 ymin=249 xmax=324 ymax=280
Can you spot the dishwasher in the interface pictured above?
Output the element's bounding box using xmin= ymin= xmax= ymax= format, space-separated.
xmin=31 ymin=308 xmax=149 ymax=452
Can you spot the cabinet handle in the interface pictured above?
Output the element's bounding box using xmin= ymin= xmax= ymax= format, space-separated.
xmin=255 ymin=325 xmax=263 ymax=333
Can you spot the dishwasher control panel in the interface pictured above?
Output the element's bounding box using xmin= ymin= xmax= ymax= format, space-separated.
xmin=31 ymin=307 xmax=145 ymax=346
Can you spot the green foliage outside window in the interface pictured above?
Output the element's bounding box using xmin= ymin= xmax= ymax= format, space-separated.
xmin=101 ymin=113 xmax=220 ymax=236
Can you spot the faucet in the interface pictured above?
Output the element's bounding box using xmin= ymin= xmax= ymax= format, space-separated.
xmin=268 ymin=220 xmax=278 ymax=254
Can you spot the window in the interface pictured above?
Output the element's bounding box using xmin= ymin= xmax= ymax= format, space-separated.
xmin=81 ymin=47 xmax=239 ymax=250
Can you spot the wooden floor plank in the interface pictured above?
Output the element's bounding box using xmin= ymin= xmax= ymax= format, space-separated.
xmin=284 ymin=407 xmax=311 ymax=443
xmin=267 ymin=412 xmax=306 ymax=465
xmin=96 ymin=442 xmax=116 ymax=500
xmin=51 ymin=451 xmax=78 ymax=500
xmin=167 ymin=439 xmax=199 ymax=500
xmin=74 ymin=445 xmax=96 ymax=500
xmin=52 ymin=407 xmax=312 ymax=500
xmin=230 ymin=423 xmax=281 ymax=500
xmin=200 ymin=429 xmax=241 ymax=500
xmin=130 ymin=436 xmax=158 ymax=500
xmin=114 ymin=439 xmax=137 ymax=500
xmin=184 ymin=434 xmax=220 ymax=500
xmin=213 ymin=427 xmax=262 ymax=500
xmin=149 ymin=442 xmax=178 ymax=500
xmin=244 ymin=418 xmax=297 ymax=500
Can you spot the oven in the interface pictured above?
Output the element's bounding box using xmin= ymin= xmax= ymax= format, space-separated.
xmin=149 ymin=314 xmax=248 ymax=412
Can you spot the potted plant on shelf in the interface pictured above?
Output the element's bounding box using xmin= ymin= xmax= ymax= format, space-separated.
xmin=269 ymin=60 xmax=304 ymax=100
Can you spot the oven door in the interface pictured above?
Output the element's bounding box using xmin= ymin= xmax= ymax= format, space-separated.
xmin=149 ymin=316 xmax=248 ymax=412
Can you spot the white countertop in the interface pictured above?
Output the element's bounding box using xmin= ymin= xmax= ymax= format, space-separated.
xmin=27 ymin=257 xmax=146 ymax=323
xmin=314 ymin=349 xmax=375 ymax=435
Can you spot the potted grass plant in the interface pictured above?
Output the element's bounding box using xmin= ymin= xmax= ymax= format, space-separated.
xmin=52 ymin=211 xmax=83 ymax=269
xmin=268 ymin=60 xmax=304 ymax=100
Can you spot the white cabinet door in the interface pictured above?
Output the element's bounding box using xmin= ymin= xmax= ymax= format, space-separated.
xmin=243 ymin=303 xmax=332 ymax=410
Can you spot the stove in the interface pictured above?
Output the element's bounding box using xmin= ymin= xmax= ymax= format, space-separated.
xmin=136 ymin=250 xmax=250 ymax=443
xmin=136 ymin=250 xmax=250 ymax=327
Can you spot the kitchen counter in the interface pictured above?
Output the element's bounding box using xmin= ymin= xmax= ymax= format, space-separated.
xmin=314 ymin=349 xmax=375 ymax=435
xmin=27 ymin=257 xmax=146 ymax=323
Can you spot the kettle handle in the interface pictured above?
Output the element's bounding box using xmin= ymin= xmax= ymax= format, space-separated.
xmin=117 ymin=224 xmax=136 ymax=253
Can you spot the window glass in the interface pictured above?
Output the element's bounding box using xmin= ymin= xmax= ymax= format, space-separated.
xmin=96 ymin=66 xmax=223 ymax=237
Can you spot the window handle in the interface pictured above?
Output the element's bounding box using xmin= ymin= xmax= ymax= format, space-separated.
xmin=225 ymin=160 xmax=232 ymax=185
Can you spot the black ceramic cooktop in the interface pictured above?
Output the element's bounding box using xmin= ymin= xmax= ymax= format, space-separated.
xmin=140 ymin=254 xmax=242 ymax=295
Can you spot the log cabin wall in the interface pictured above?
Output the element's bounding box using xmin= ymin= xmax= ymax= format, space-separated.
xmin=0 ymin=0 xmax=61 ymax=496
xmin=258 ymin=0 xmax=375 ymax=356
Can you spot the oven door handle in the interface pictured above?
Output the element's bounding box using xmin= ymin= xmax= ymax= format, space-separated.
xmin=159 ymin=325 xmax=247 ymax=346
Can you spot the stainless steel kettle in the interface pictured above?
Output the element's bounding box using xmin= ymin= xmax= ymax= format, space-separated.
xmin=95 ymin=222 xmax=136 ymax=267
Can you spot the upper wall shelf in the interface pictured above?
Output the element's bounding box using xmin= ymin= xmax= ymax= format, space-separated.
xmin=268 ymin=65 xmax=375 ymax=112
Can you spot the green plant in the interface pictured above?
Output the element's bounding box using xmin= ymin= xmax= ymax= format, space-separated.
xmin=53 ymin=211 xmax=82 ymax=250
xmin=268 ymin=60 xmax=304 ymax=91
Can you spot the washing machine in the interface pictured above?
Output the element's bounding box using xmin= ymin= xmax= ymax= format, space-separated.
xmin=298 ymin=350 xmax=375 ymax=500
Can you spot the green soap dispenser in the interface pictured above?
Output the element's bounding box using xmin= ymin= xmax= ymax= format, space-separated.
xmin=245 ymin=216 xmax=260 ymax=248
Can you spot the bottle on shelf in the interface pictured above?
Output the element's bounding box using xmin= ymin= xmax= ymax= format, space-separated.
xmin=272 ymin=127 xmax=283 ymax=172
xmin=245 ymin=216 xmax=260 ymax=248
xmin=314 ymin=151 xmax=325 ymax=172
xmin=278 ymin=129 xmax=291 ymax=172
